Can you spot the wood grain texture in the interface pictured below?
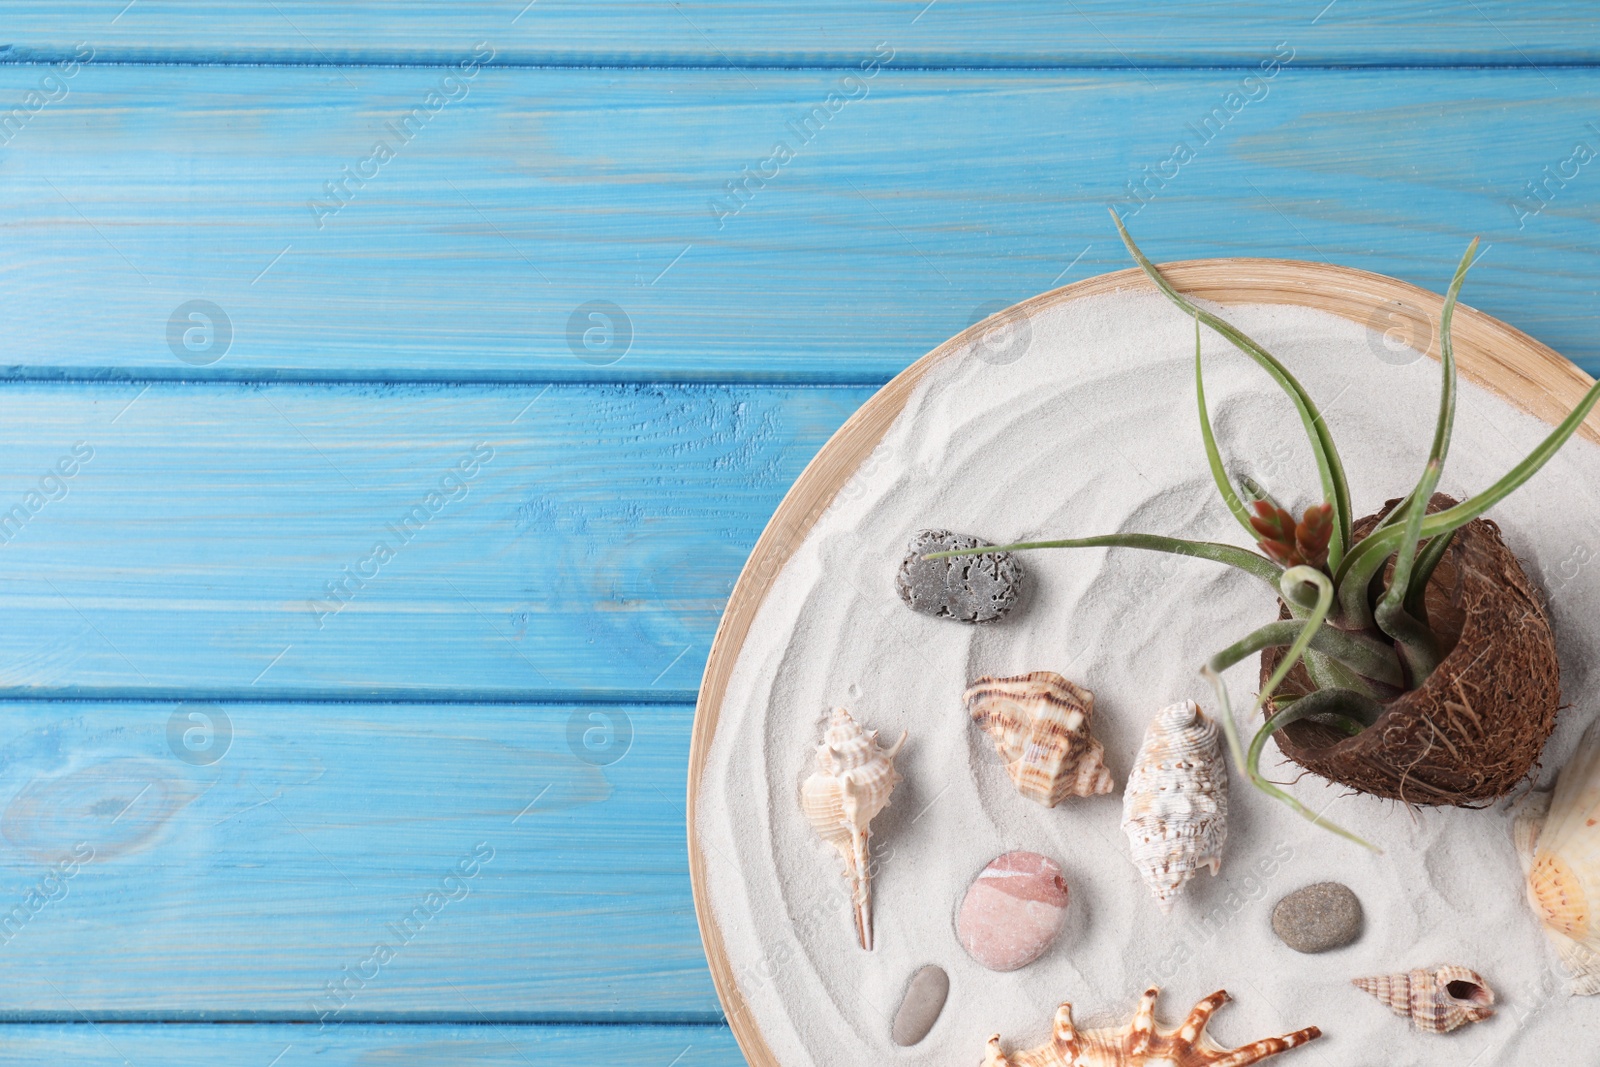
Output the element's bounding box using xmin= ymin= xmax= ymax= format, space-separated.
xmin=0 ymin=700 xmax=719 ymax=1017
xmin=2 ymin=66 xmax=1600 ymax=381
xmin=0 ymin=382 xmax=867 ymax=699
xmin=688 ymin=260 xmax=1600 ymax=1067
xmin=0 ymin=1023 xmax=741 ymax=1064
xmin=2 ymin=2 xmax=1598 ymax=66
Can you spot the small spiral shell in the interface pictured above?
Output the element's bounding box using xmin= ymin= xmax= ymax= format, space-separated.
xmin=1352 ymin=965 xmax=1495 ymax=1033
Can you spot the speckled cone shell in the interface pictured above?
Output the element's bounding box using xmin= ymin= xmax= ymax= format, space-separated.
xmin=1513 ymin=716 xmax=1600 ymax=995
xmin=966 ymin=672 xmax=1115 ymax=806
xmin=1351 ymin=966 xmax=1495 ymax=1033
xmin=982 ymin=986 xmax=1321 ymax=1067
xmin=800 ymin=707 xmax=905 ymax=950
xmin=1121 ymin=701 xmax=1227 ymax=913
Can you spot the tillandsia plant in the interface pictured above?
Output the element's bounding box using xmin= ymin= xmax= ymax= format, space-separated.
xmin=932 ymin=211 xmax=1600 ymax=847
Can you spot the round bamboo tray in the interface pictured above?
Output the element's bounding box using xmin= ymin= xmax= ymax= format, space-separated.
xmin=686 ymin=259 xmax=1600 ymax=1067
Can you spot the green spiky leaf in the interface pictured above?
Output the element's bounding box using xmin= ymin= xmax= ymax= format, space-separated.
xmin=1204 ymin=566 xmax=1380 ymax=852
xmin=1336 ymin=376 xmax=1600 ymax=593
xmin=1239 ymin=476 xmax=1285 ymax=512
xmin=1195 ymin=316 xmax=1257 ymax=538
xmin=927 ymin=533 xmax=1284 ymax=588
xmin=1112 ymin=209 xmax=1354 ymax=569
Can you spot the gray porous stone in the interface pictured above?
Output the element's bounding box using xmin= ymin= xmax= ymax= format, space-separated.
xmin=1271 ymin=881 xmax=1364 ymax=954
xmin=895 ymin=529 xmax=1023 ymax=623
xmin=890 ymin=964 xmax=950 ymax=1046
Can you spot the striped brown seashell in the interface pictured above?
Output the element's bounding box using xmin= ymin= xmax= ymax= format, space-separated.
xmin=1351 ymin=965 xmax=1495 ymax=1033
xmin=983 ymin=986 xmax=1321 ymax=1066
xmin=966 ymin=672 xmax=1115 ymax=806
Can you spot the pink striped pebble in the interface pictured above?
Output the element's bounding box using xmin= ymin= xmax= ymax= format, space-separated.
xmin=956 ymin=850 xmax=1070 ymax=971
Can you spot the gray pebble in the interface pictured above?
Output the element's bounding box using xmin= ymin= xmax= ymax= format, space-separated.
xmin=890 ymin=964 xmax=950 ymax=1046
xmin=895 ymin=529 xmax=1023 ymax=623
xmin=1271 ymin=882 xmax=1364 ymax=953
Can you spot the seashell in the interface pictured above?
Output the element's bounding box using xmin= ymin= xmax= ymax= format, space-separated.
xmin=1514 ymin=715 xmax=1600 ymax=995
xmin=1121 ymin=700 xmax=1228 ymax=913
xmin=1352 ymin=966 xmax=1495 ymax=1033
xmin=800 ymin=706 xmax=906 ymax=950
xmin=983 ymin=986 xmax=1321 ymax=1066
xmin=966 ymin=672 xmax=1115 ymax=805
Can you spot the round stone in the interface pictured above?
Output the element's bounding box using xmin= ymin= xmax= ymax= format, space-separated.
xmin=1271 ymin=881 xmax=1364 ymax=953
xmin=890 ymin=964 xmax=949 ymax=1046
xmin=956 ymin=850 xmax=1069 ymax=972
xmin=895 ymin=529 xmax=1023 ymax=623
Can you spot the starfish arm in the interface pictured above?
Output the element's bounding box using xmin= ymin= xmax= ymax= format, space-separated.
xmin=1127 ymin=987 xmax=1160 ymax=1054
xmin=1208 ymin=1026 xmax=1322 ymax=1067
xmin=1052 ymin=1002 xmax=1080 ymax=1059
xmin=1174 ymin=990 xmax=1230 ymax=1050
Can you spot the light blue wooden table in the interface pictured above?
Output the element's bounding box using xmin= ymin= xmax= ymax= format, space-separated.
xmin=0 ymin=4 xmax=1597 ymax=1062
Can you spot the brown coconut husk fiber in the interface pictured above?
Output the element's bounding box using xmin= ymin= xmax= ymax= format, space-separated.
xmin=1260 ymin=494 xmax=1560 ymax=805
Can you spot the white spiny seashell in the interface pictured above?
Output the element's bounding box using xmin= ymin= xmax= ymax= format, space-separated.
xmin=966 ymin=671 xmax=1115 ymax=806
xmin=800 ymin=706 xmax=906 ymax=950
xmin=1514 ymin=716 xmax=1600 ymax=995
xmin=1352 ymin=966 xmax=1495 ymax=1033
xmin=1121 ymin=700 xmax=1227 ymax=913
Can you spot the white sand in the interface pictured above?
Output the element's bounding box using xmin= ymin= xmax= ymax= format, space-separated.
xmin=697 ymin=291 xmax=1600 ymax=1065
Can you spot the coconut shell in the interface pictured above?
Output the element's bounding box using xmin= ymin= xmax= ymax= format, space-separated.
xmin=1260 ymin=493 xmax=1560 ymax=805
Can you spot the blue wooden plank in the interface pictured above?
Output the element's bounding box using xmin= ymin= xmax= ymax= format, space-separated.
xmin=0 ymin=1023 xmax=742 ymax=1065
xmin=1 ymin=2 xmax=1598 ymax=66
xmin=0 ymin=382 xmax=866 ymax=698
xmin=0 ymin=66 xmax=1597 ymax=382
xmin=0 ymin=701 xmax=717 ymax=1016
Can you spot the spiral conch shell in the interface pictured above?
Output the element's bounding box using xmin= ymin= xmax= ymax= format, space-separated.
xmin=1121 ymin=701 xmax=1227 ymax=913
xmin=1352 ymin=966 xmax=1495 ymax=1033
xmin=800 ymin=706 xmax=906 ymax=950
xmin=1514 ymin=715 xmax=1600 ymax=995
xmin=966 ymin=672 xmax=1115 ymax=806
xmin=983 ymin=986 xmax=1321 ymax=1066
